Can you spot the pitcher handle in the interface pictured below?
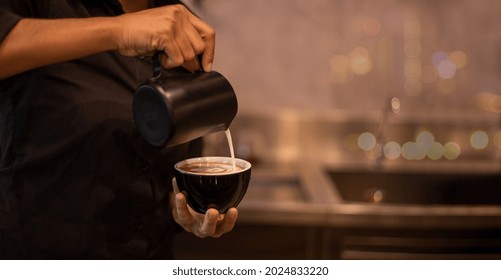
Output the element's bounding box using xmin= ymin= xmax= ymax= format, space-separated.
xmin=150 ymin=52 xmax=204 ymax=81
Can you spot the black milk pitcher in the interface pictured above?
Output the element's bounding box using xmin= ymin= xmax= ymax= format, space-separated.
xmin=133 ymin=54 xmax=238 ymax=148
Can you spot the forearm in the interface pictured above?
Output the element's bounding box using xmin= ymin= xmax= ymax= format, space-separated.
xmin=0 ymin=17 xmax=119 ymax=79
xmin=0 ymin=5 xmax=215 ymax=79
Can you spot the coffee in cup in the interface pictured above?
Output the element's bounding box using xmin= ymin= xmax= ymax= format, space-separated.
xmin=174 ymin=156 xmax=251 ymax=214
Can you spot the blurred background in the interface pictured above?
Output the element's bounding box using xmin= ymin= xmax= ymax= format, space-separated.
xmin=174 ymin=0 xmax=501 ymax=259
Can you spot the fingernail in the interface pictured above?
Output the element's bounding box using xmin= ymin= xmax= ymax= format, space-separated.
xmin=228 ymin=209 xmax=237 ymax=219
xmin=176 ymin=193 xmax=184 ymax=203
xmin=206 ymin=63 xmax=212 ymax=72
xmin=166 ymin=57 xmax=176 ymax=68
xmin=207 ymin=211 xmax=216 ymax=219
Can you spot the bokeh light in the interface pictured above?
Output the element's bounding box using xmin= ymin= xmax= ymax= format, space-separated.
xmin=432 ymin=51 xmax=448 ymax=66
xmin=364 ymin=17 xmax=381 ymax=36
xmin=495 ymin=131 xmax=501 ymax=149
xmin=350 ymin=47 xmax=372 ymax=75
xmin=330 ymin=46 xmax=373 ymax=83
xmin=391 ymin=97 xmax=401 ymax=113
xmin=449 ymin=50 xmax=468 ymax=69
xmin=430 ymin=50 xmax=466 ymax=80
xmin=402 ymin=142 xmax=419 ymax=160
xmin=436 ymin=60 xmax=457 ymax=79
xmin=470 ymin=130 xmax=489 ymax=150
xmin=383 ymin=141 xmax=401 ymax=160
xmin=329 ymin=54 xmax=353 ymax=84
xmin=358 ymin=132 xmax=376 ymax=151
xmin=416 ymin=131 xmax=435 ymax=151
xmin=443 ymin=142 xmax=461 ymax=160
xmin=427 ymin=142 xmax=444 ymax=160
xmin=475 ymin=91 xmax=501 ymax=113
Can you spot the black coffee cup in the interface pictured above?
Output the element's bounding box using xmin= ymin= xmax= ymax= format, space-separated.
xmin=133 ymin=54 xmax=238 ymax=148
xmin=174 ymin=156 xmax=252 ymax=214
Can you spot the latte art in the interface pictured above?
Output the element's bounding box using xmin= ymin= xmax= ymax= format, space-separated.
xmin=174 ymin=156 xmax=251 ymax=213
xmin=178 ymin=162 xmax=243 ymax=174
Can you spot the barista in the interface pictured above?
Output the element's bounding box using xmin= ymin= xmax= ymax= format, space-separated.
xmin=0 ymin=0 xmax=238 ymax=259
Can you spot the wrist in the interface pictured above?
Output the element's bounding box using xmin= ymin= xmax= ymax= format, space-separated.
xmin=99 ymin=16 xmax=123 ymax=52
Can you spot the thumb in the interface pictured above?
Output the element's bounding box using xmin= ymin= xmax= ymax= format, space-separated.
xmin=172 ymin=177 xmax=180 ymax=193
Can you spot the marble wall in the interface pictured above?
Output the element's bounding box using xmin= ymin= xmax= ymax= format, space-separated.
xmin=185 ymin=0 xmax=501 ymax=117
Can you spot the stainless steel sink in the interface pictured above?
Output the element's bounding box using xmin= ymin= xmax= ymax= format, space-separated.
xmin=209 ymin=112 xmax=501 ymax=228
xmin=244 ymin=173 xmax=306 ymax=203
xmin=327 ymin=169 xmax=501 ymax=205
xmin=238 ymin=163 xmax=313 ymax=206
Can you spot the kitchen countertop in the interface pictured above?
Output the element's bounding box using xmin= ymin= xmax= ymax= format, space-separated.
xmin=237 ymin=160 xmax=501 ymax=229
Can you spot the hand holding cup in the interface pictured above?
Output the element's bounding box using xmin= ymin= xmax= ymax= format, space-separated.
xmin=172 ymin=178 xmax=239 ymax=238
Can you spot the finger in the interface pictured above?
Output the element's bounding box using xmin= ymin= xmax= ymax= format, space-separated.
xmin=173 ymin=192 xmax=195 ymax=230
xmin=200 ymin=47 xmax=214 ymax=73
xmin=214 ymin=208 xmax=238 ymax=237
xmin=161 ymin=40 xmax=184 ymax=68
xmin=180 ymin=26 xmax=204 ymax=71
xmin=170 ymin=178 xmax=180 ymax=209
xmin=168 ymin=27 xmax=199 ymax=72
xmin=199 ymin=208 xmax=219 ymax=237
xmin=182 ymin=58 xmax=200 ymax=73
xmin=183 ymin=25 xmax=206 ymax=55
xmin=174 ymin=28 xmax=197 ymax=63
xmin=189 ymin=14 xmax=215 ymax=72
xmin=172 ymin=177 xmax=180 ymax=194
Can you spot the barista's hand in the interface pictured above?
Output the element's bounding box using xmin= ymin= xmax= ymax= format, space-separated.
xmin=115 ymin=4 xmax=215 ymax=72
xmin=171 ymin=178 xmax=238 ymax=238
xmin=0 ymin=4 xmax=214 ymax=78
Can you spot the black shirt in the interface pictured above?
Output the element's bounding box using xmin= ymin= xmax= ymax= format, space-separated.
xmin=0 ymin=0 xmax=202 ymax=259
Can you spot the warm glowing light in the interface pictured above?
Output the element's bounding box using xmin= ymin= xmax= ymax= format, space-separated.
xmin=427 ymin=142 xmax=444 ymax=160
xmin=416 ymin=131 xmax=435 ymax=151
xmin=443 ymin=142 xmax=461 ymax=160
xmin=470 ymin=130 xmax=489 ymax=150
xmin=449 ymin=50 xmax=468 ymax=68
xmin=432 ymin=51 xmax=448 ymax=67
xmin=364 ymin=17 xmax=381 ymax=36
xmin=351 ymin=16 xmax=382 ymax=37
xmin=402 ymin=142 xmax=419 ymax=160
xmin=383 ymin=141 xmax=401 ymax=160
xmin=329 ymin=54 xmax=352 ymax=84
xmin=436 ymin=60 xmax=457 ymax=79
xmin=475 ymin=91 xmax=501 ymax=113
xmin=358 ymin=132 xmax=376 ymax=151
xmin=391 ymin=97 xmax=401 ymax=113
xmin=494 ymin=131 xmax=501 ymax=148
xmin=372 ymin=189 xmax=383 ymax=203
xmin=350 ymin=47 xmax=372 ymax=75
